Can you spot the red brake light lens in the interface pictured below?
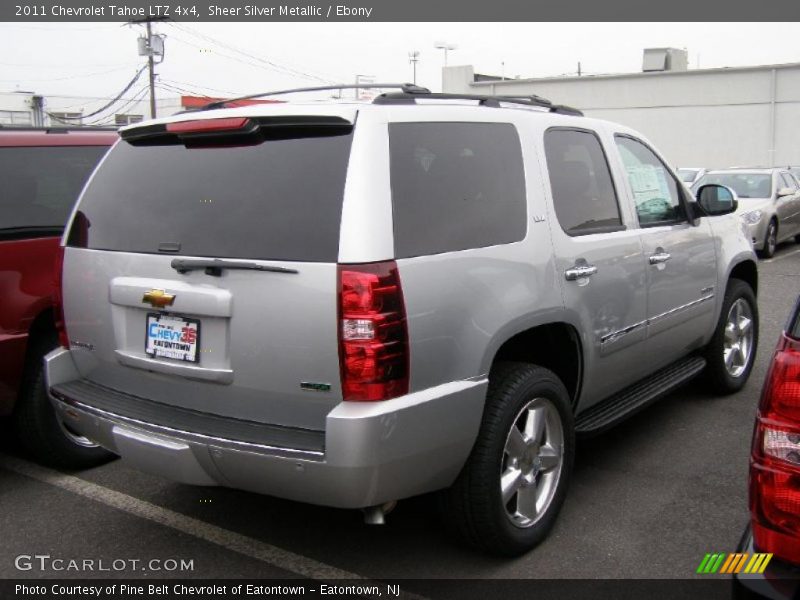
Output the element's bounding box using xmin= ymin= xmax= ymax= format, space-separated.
xmin=750 ymin=332 xmax=800 ymax=564
xmin=166 ymin=117 xmax=253 ymax=134
xmin=760 ymin=334 xmax=800 ymax=423
xmin=338 ymin=262 xmax=409 ymax=402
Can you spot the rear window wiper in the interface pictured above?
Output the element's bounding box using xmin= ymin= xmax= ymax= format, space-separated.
xmin=171 ymin=258 xmax=299 ymax=277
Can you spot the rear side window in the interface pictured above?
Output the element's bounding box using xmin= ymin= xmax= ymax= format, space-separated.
xmin=389 ymin=122 xmax=526 ymax=258
xmin=544 ymin=128 xmax=623 ymax=236
xmin=0 ymin=146 xmax=108 ymax=239
xmin=69 ymin=130 xmax=353 ymax=262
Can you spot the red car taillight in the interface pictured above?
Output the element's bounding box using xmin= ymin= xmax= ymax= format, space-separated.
xmin=750 ymin=333 xmax=800 ymax=564
xmin=53 ymin=245 xmax=69 ymax=349
xmin=338 ymin=261 xmax=409 ymax=401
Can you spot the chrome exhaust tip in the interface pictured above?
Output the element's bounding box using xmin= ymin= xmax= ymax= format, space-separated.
xmin=362 ymin=501 xmax=397 ymax=525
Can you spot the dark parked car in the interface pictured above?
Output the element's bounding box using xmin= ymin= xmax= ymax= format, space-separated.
xmin=0 ymin=127 xmax=116 ymax=468
xmin=734 ymin=295 xmax=800 ymax=598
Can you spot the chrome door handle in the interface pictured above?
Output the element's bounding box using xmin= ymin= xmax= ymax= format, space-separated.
xmin=564 ymin=265 xmax=598 ymax=281
xmin=649 ymin=252 xmax=672 ymax=265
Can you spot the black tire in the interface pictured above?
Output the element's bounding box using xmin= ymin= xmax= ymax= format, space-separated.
xmin=440 ymin=362 xmax=574 ymax=556
xmin=758 ymin=220 xmax=777 ymax=259
xmin=703 ymin=280 xmax=758 ymax=395
xmin=13 ymin=336 xmax=114 ymax=470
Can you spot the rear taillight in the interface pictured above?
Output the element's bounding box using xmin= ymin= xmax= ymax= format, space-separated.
xmin=338 ymin=262 xmax=409 ymax=402
xmin=53 ymin=246 xmax=69 ymax=349
xmin=750 ymin=333 xmax=800 ymax=564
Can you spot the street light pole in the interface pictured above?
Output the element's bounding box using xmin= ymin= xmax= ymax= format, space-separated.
xmin=434 ymin=41 xmax=457 ymax=66
xmin=408 ymin=51 xmax=420 ymax=84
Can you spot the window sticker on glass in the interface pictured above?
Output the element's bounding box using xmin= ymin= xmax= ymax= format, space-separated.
xmin=625 ymin=165 xmax=671 ymax=212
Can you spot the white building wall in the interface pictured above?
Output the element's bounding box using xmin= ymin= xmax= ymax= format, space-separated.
xmin=443 ymin=64 xmax=800 ymax=168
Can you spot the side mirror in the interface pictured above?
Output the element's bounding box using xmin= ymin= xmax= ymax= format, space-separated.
xmin=696 ymin=184 xmax=738 ymax=216
xmin=777 ymin=187 xmax=794 ymax=198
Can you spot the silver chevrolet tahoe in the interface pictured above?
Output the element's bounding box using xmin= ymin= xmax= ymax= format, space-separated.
xmin=45 ymin=85 xmax=759 ymax=556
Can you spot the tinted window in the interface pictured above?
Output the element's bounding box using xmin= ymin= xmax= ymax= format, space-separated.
xmin=677 ymin=169 xmax=698 ymax=183
xmin=615 ymin=136 xmax=686 ymax=226
xmin=0 ymin=146 xmax=108 ymax=237
xmin=544 ymin=129 xmax=622 ymax=235
xmin=389 ymin=122 xmax=526 ymax=258
xmin=70 ymin=131 xmax=353 ymax=262
xmin=780 ymin=173 xmax=797 ymax=191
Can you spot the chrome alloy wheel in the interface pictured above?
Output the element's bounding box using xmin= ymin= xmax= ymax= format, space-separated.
xmin=766 ymin=222 xmax=777 ymax=256
xmin=500 ymin=397 xmax=564 ymax=528
xmin=723 ymin=298 xmax=754 ymax=378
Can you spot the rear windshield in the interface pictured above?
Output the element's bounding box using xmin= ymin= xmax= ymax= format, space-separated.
xmin=69 ymin=130 xmax=353 ymax=262
xmin=0 ymin=146 xmax=108 ymax=239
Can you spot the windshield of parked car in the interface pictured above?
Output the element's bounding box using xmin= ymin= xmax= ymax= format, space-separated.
xmin=0 ymin=145 xmax=108 ymax=238
xmin=694 ymin=173 xmax=772 ymax=199
xmin=677 ymin=168 xmax=699 ymax=183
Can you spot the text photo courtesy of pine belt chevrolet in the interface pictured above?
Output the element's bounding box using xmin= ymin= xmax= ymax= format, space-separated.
xmin=45 ymin=85 xmax=759 ymax=556
xmin=0 ymin=127 xmax=116 ymax=469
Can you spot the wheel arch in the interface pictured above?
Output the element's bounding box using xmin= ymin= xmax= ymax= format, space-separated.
xmin=728 ymin=259 xmax=758 ymax=297
xmin=484 ymin=321 xmax=583 ymax=411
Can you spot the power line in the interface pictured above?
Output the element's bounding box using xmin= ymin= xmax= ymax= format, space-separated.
xmin=159 ymin=77 xmax=241 ymax=97
xmin=156 ymin=81 xmax=212 ymax=99
xmin=168 ymin=22 xmax=339 ymax=84
xmin=77 ymin=85 xmax=152 ymax=127
xmin=0 ymin=64 xmax=143 ymax=83
xmin=46 ymin=64 xmax=148 ymax=121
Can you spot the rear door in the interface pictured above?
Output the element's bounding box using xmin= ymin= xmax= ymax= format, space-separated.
xmin=543 ymin=127 xmax=649 ymax=408
xmin=62 ymin=114 xmax=356 ymax=430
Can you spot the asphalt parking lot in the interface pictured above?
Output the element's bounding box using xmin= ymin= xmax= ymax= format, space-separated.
xmin=2 ymin=243 xmax=799 ymax=583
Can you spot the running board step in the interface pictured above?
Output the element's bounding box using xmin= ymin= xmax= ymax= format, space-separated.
xmin=575 ymin=356 xmax=706 ymax=435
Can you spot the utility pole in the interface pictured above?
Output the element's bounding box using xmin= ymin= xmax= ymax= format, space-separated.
xmin=577 ymin=62 xmax=582 ymax=77
xmin=132 ymin=16 xmax=166 ymax=119
xmin=146 ymin=20 xmax=156 ymax=118
xmin=408 ymin=51 xmax=420 ymax=85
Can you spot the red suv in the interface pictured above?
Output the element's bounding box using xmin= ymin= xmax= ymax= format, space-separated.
xmin=0 ymin=127 xmax=116 ymax=468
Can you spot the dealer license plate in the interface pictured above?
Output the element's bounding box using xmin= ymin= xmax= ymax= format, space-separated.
xmin=145 ymin=313 xmax=200 ymax=363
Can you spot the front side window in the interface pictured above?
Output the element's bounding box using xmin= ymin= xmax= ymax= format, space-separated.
xmin=780 ymin=173 xmax=797 ymax=191
xmin=544 ymin=128 xmax=623 ymax=236
xmin=615 ymin=136 xmax=686 ymax=226
xmin=389 ymin=122 xmax=527 ymax=258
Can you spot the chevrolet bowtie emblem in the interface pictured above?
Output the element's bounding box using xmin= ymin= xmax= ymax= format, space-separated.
xmin=142 ymin=289 xmax=176 ymax=308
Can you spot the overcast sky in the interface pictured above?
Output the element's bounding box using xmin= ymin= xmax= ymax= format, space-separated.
xmin=1 ymin=22 xmax=799 ymax=102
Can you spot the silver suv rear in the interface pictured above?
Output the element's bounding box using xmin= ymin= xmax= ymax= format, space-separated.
xmin=46 ymin=86 xmax=759 ymax=555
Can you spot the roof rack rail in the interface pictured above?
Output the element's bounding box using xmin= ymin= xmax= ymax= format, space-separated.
xmin=372 ymin=91 xmax=584 ymax=116
xmin=198 ymin=83 xmax=431 ymax=111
